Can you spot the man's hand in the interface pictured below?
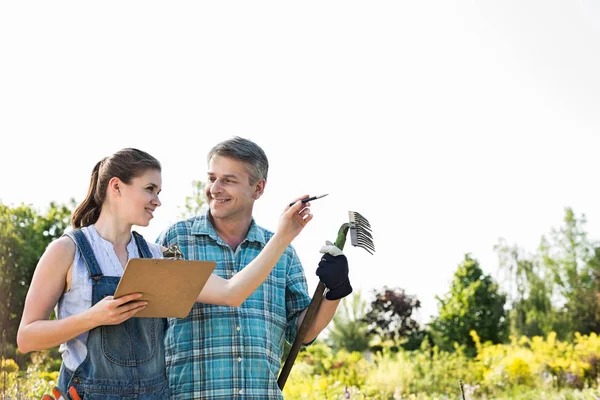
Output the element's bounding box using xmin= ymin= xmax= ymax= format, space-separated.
xmin=316 ymin=241 xmax=352 ymax=300
xmin=276 ymin=196 xmax=313 ymax=243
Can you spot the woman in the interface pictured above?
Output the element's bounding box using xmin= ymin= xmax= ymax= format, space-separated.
xmin=17 ymin=148 xmax=313 ymax=399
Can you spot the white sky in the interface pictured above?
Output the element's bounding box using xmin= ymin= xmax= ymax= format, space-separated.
xmin=1 ymin=1 xmax=599 ymax=323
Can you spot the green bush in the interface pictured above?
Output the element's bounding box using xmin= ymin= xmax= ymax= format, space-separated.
xmin=282 ymin=332 xmax=600 ymax=399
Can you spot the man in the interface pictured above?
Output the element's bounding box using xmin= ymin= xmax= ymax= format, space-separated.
xmin=157 ymin=136 xmax=352 ymax=399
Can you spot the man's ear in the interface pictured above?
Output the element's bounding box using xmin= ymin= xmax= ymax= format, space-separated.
xmin=253 ymin=179 xmax=266 ymax=200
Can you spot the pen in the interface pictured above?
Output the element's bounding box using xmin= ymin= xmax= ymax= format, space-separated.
xmin=289 ymin=194 xmax=329 ymax=207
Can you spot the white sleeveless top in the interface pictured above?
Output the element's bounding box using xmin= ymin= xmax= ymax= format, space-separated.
xmin=54 ymin=225 xmax=163 ymax=370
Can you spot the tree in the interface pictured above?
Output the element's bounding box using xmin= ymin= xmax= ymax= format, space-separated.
xmin=327 ymin=291 xmax=371 ymax=353
xmin=495 ymin=240 xmax=558 ymax=338
xmin=539 ymin=208 xmax=600 ymax=338
xmin=178 ymin=180 xmax=206 ymax=219
xmin=430 ymin=254 xmax=507 ymax=356
xmin=493 ymin=208 xmax=600 ymax=340
xmin=362 ymin=287 xmax=421 ymax=347
xmin=0 ymin=201 xmax=72 ymax=361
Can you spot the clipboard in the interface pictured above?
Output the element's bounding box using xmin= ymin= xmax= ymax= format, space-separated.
xmin=114 ymin=258 xmax=217 ymax=318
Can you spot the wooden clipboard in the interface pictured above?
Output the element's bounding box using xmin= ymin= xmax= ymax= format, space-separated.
xmin=113 ymin=258 xmax=217 ymax=318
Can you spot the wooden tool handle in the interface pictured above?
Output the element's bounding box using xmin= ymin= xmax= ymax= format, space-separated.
xmin=277 ymin=281 xmax=327 ymax=390
xmin=278 ymin=224 xmax=349 ymax=390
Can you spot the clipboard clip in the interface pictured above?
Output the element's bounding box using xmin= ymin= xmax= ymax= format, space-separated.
xmin=162 ymin=244 xmax=185 ymax=260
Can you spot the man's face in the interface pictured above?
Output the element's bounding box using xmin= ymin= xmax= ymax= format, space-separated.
xmin=206 ymin=155 xmax=264 ymax=222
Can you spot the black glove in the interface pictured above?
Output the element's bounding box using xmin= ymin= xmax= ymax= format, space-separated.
xmin=316 ymin=253 xmax=352 ymax=300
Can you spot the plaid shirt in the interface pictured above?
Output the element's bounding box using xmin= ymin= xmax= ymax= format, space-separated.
xmin=156 ymin=211 xmax=311 ymax=399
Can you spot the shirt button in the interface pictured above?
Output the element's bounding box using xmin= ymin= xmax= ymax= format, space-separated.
xmin=236 ymin=326 xmax=241 ymax=331
xmin=237 ymin=357 xmax=242 ymax=362
xmin=239 ymin=389 xmax=244 ymax=394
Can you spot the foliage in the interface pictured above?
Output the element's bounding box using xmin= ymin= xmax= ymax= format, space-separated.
xmin=430 ymin=254 xmax=507 ymax=356
xmin=178 ymin=180 xmax=206 ymax=219
xmin=281 ymin=331 xmax=600 ymax=399
xmin=540 ymin=208 xmax=600 ymax=338
xmin=495 ymin=239 xmax=559 ymax=338
xmin=495 ymin=208 xmax=600 ymax=341
xmin=1 ymin=351 xmax=60 ymax=399
xmin=327 ymin=291 xmax=371 ymax=353
xmin=362 ymin=287 xmax=421 ymax=346
xmin=0 ymin=201 xmax=73 ymax=364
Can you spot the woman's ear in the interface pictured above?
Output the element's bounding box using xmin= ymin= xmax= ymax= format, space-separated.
xmin=108 ymin=177 xmax=123 ymax=197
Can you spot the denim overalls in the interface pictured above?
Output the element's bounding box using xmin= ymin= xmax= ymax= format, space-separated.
xmin=57 ymin=229 xmax=169 ymax=399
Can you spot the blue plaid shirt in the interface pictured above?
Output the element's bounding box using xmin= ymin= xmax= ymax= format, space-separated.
xmin=156 ymin=211 xmax=311 ymax=399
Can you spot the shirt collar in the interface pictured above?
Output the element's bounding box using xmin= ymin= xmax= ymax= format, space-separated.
xmin=191 ymin=209 xmax=267 ymax=245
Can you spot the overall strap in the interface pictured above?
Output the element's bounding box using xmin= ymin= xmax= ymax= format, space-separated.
xmin=65 ymin=229 xmax=104 ymax=281
xmin=132 ymin=231 xmax=153 ymax=259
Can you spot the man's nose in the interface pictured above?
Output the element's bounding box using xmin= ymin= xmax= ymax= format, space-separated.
xmin=210 ymin=179 xmax=223 ymax=193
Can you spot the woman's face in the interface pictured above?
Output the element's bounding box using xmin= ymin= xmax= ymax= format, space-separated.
xmin=119 ymin=169 xmax=162 ymax=227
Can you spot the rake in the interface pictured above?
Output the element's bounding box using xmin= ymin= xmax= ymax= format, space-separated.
xmin=277 ymin=211 xmax=375 ymax=390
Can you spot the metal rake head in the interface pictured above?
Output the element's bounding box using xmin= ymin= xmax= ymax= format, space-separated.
xmin=334 ymin=211 xmax=375 ymax=254
xmin=348 ymin=211 xmax=375 ymax=254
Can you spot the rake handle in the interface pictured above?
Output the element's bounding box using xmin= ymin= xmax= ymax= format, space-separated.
xmin=278 ymin=226 xmax=349 ymax=391
xmin=277 ymin=280 xmax=327 ymax=390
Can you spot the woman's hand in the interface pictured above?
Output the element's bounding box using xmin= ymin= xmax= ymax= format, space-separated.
xmin=85 ymin=293 xmax=148 ymax=327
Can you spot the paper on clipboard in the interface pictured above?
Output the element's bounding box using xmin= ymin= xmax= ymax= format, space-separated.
xmin=114 ymin=258 xmax=217 ymax=318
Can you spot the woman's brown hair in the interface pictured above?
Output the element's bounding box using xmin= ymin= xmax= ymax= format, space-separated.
xmin=71 ymin=148 xmax=161 ymax=228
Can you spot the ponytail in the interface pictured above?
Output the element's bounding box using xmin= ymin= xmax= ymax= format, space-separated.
xmin=71 ymin=159 xmax=104 ymax=228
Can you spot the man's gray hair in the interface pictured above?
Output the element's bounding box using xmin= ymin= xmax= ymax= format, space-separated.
xmin=207 ymin=136 xmax=269 ymax=184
